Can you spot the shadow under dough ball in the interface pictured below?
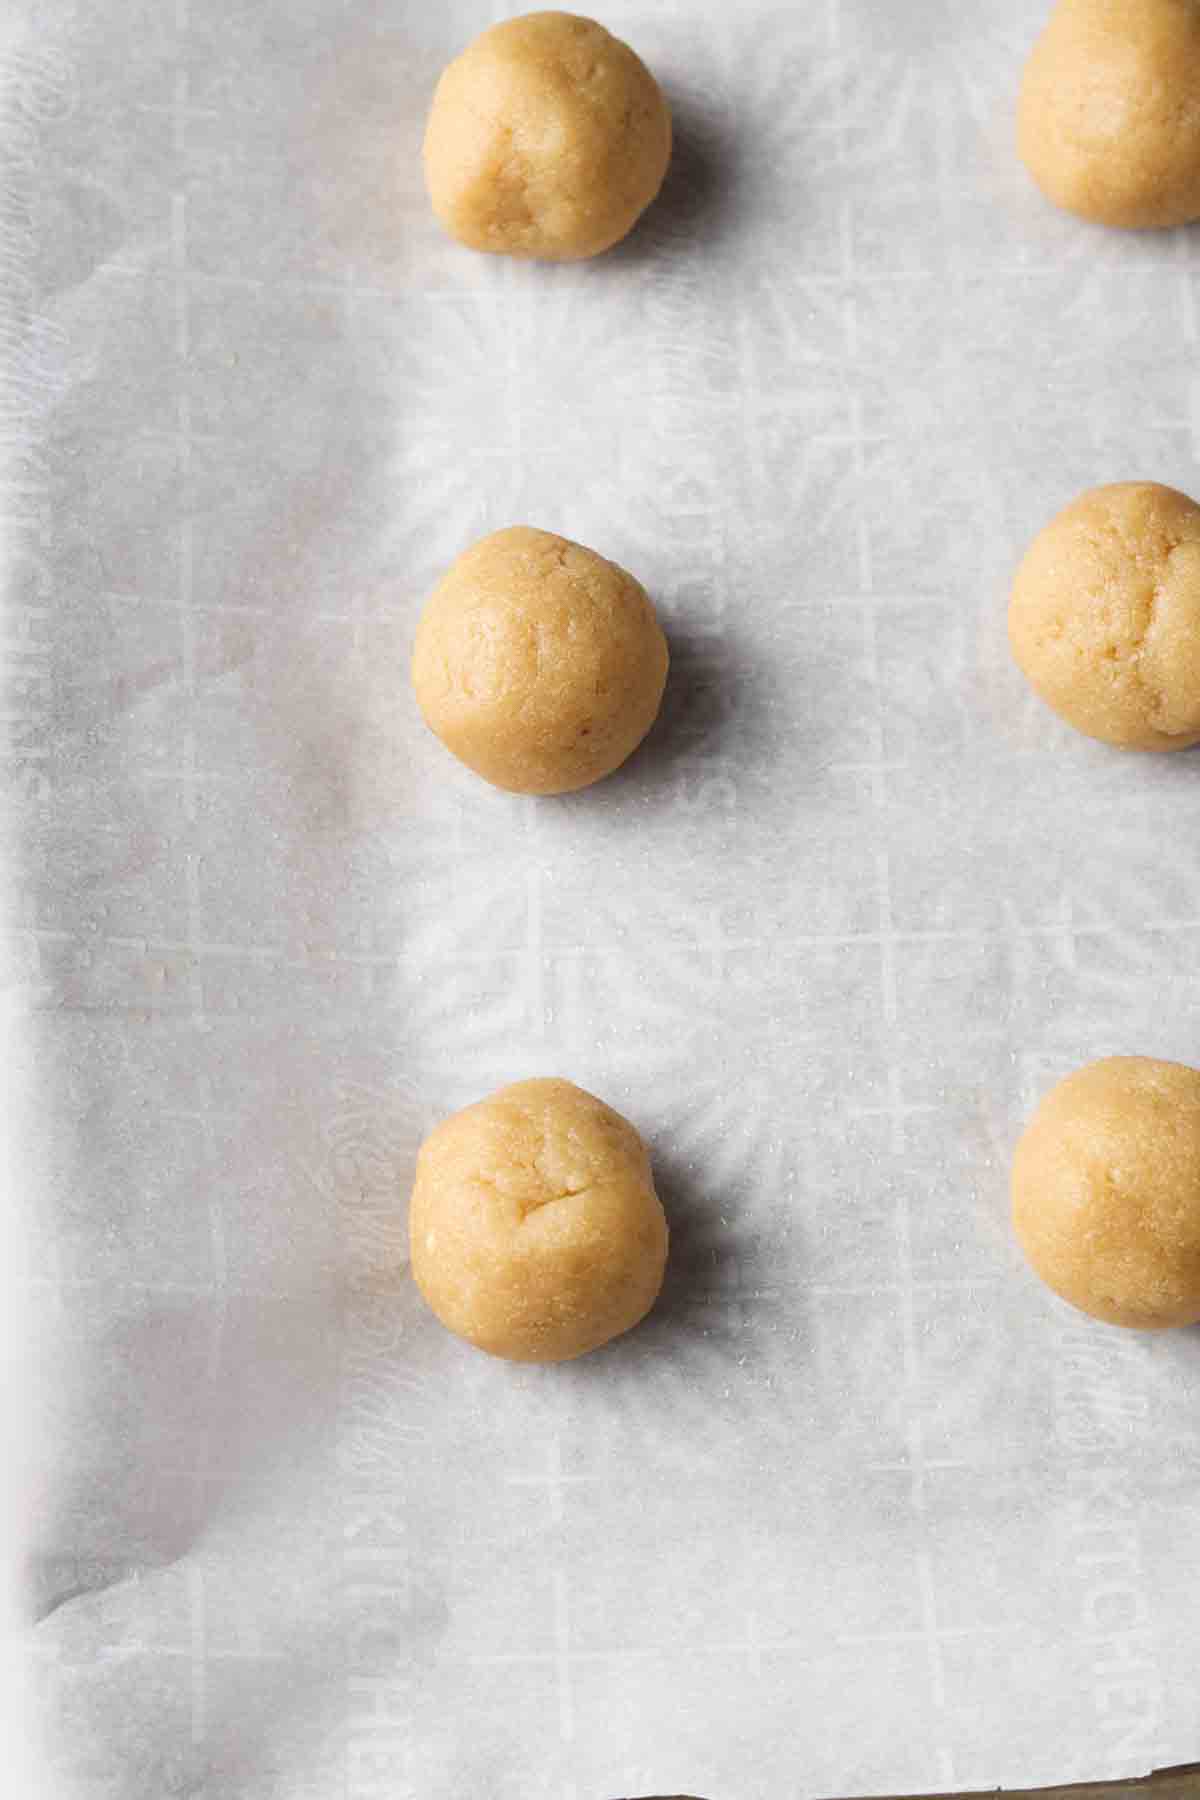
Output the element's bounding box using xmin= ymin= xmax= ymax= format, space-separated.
xmin=422 ymin=10 xmax=672 ymax=260
xmin=411 ymin=525 xmax=669 ymax=795
xmin=1008 ymin=481 xmax=1200 ymax=750
xmin=1013 ymin=1056 xmax=1200 ymax=1330
xmin=409 ymin=1078 xmax=669 ymax=1362
xmin=1018 ymin=0 xmax=1200 ymax=229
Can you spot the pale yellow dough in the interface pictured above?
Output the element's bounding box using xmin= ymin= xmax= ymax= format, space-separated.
xmin=1018 ymin=0 xmax=1200 ymax=229
xmin=1008 ymin=481 xmax=1200 ymax=750
xmin=411 ymin=525 xmax=669 ymax=795
xmin=422 ymin=10 xmax=672 ymax=261
xmin=409 ymin=1078 xmax=668 ymax=1363
xmin=1013 ymin=1056 xmax=1200 ymax=1330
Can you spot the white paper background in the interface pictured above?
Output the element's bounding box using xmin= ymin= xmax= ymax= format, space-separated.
xmin=9 ymin=0 xmax=1200 ymax=1795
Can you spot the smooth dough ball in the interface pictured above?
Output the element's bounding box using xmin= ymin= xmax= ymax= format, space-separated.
xmin=1013 ymin=1056 xmax=1200 ymax=1330
xmin=422 ymin=11 xmax=672 ymax=260
xmin=411 ymin=525 xmax=669 ymax=795
xmin=409 ymin=1078 xmax=669 ymax=1362
xmin=1008 ymin=481 xmax=1200 ymax=751
xmin=1018 ymin=0 xmax=1200 ymax=229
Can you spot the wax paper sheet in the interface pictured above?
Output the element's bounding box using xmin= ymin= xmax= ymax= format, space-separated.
xmin=10 ymin=1 xmax=1200 ymax=1795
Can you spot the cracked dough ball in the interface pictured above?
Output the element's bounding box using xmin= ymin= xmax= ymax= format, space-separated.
xmin=1008 ymin=481 xmax=1200 ymax=750
xmin=409 ymin=1078 xmax=668 ymax=1362
xmin=422 ymin=11 xmax=672 ymax=261
xmin=1018 ymin=0 xmax=1200 ymax=229
xmin=1013 ymin=1056 xmax=1200 ymax=1330
xmin=411 ymin=525 xmax=669 ymax=795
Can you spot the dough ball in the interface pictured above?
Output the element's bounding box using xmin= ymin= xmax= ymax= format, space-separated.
xmin=1018 ymin=0 xmax=1200 ymax=229
xmin=1008 ymin=481 xmax=1200 ymax=751
xmin=1012 ymin=1056 xmax=1200 ymax=1330
xmin=411 ymin=525 xmax=669 ymax=795
xmin=422 ymin=11 xmax=672 ymax=261
xmin=409 ymin=1078 xmax=669 ymax=1362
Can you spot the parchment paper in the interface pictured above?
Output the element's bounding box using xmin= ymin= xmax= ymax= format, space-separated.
xmin=10 ymin=1 xmax=1200 ymax=1796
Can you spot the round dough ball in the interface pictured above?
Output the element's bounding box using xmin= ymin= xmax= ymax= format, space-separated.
xmin=1018 ymin=0 xmax=1200 ymax=230
xmin=422 ymin=11 xmax=672 ymax=261
xmin=1012 ymin=1056 xmax=1200 ymax=1330
xmin=1008 ymin=481 xmax=1200 ymax=751
xmin=409 ymin=1078 xmax=669 ymax=1362
xmin=411 ymin=525 xmax=669 ymax=795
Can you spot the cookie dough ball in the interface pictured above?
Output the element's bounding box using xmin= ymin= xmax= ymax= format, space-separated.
xmin=409 ymin=1078 xmax=669 ymax=1362
xmin=1009 ymin=482 xmax=1200 ymax=750
xmin=1013 ymin=1056 xmax=1200 ymax=1330
xmin=1018 ymin=0 xmax=1200 ymax=229
xmin=422 ymin=11 xmax=672 ymax=260
xmin=412 ymin=525 xmax=669 ymax=794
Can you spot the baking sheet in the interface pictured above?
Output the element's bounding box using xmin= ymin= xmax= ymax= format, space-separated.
xmin=12 ymin=0 xmax=1200 ymax=1795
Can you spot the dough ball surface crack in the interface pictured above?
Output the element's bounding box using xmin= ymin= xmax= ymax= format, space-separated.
xmin=409 ymin=1078 xmax=669 ymax=1362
